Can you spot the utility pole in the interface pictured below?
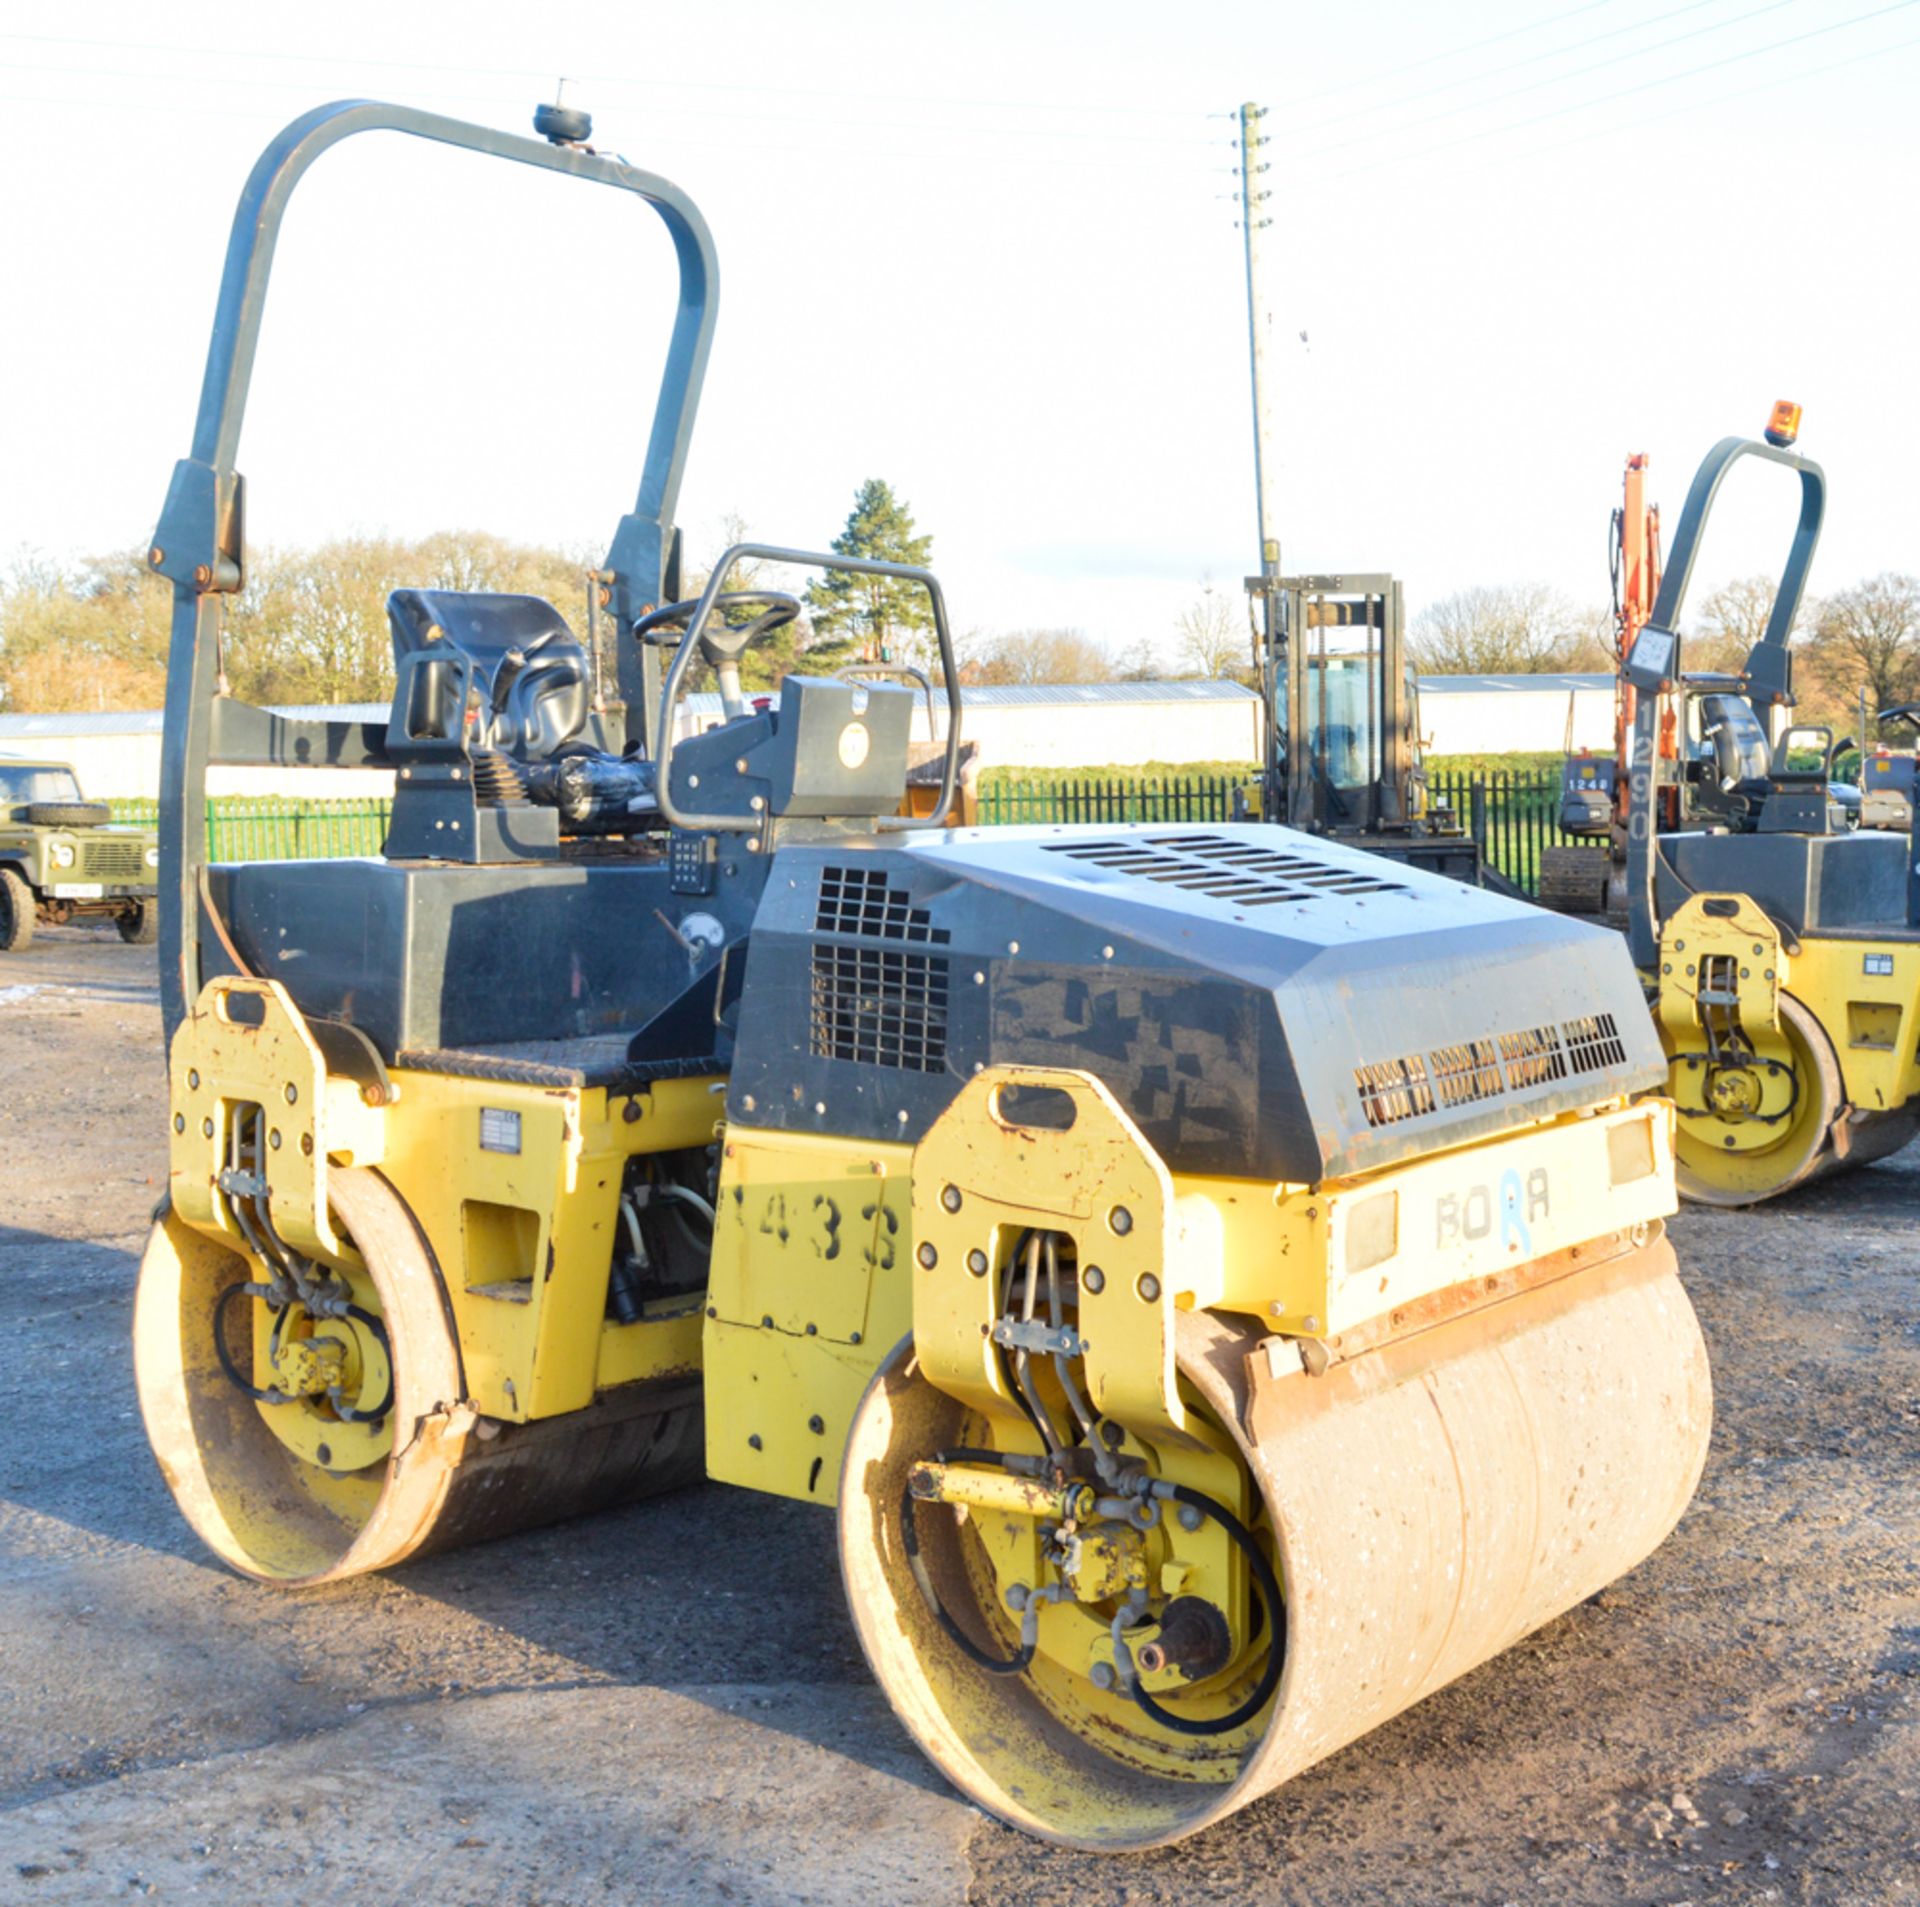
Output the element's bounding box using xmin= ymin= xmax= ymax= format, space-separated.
xmin=1237 ymin=101 xmax=1277 ymax=590
xmin=1236 ymin=101 xmax=1283 ymax=808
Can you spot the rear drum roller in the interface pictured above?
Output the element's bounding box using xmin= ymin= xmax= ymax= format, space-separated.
xmin=1670 ymin=992 xmax=1849 ymax=1207
xmin=134 ymin=1167 xmax=702 ymax=1584
xmin=839 ymin=1230 xmax=1710 ymax=1851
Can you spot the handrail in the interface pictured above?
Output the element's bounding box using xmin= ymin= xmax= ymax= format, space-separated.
xmin=650 ymin=544 xmax=962 ymax=834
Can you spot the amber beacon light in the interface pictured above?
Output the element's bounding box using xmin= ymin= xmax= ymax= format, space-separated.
xmin=1764 ymin=399 xmax=1803 ymax=447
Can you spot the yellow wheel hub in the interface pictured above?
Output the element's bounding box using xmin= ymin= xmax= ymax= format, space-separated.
xmin=249 ymin=1271 xmax=394 ymax=1475
xmin=1666 ymin=992 xmax=1840 ymax=1205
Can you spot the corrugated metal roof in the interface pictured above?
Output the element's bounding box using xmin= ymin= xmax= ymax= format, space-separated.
xmin=686 ymin=678 xmax=1260 ymax=715
xmin=0 ymin=703 xmax=390 ymax=739
xmin=1416 ymin=673 xmax=1612 ymax=695
xmin=0 ymin=709 xmax=162 ymax=738
xmin=2 ymin=676 xmax=1627 ymax=737
xmin=0 ymin=680 xmax=1259 ymax=738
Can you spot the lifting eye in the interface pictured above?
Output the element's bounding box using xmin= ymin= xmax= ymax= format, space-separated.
xmin=990 ymin=1084 xmax=1077 ymax=1132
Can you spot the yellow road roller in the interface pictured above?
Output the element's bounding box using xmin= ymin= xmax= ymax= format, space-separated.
xmin=1622 ymin=408 xmax=1920 ymax=1205
xmin=137 ymin=99 xmax=1711 ymax=1851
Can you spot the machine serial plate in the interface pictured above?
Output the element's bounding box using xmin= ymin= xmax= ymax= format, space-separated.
xmin=479 ymin=1107 xmax=523 ymax=1154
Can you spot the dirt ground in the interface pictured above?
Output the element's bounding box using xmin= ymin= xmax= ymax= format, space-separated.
xmin=0 ymin=926 xmax=1915 ymax=1907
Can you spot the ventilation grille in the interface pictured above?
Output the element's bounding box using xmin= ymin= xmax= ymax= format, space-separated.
xmin=1354 ymin=1056 xmax=1436 ymax=1127
xmin=1357 ymin=1013 xmax=1629 ymax=1128
xmin=810 ymin=945 xmax=949 ymax=1072
xmin=1430 ymin=1039 xmax=1503 ymax=1108
xmin=810 ymin=867 xmax=951 ymax=1071
xmin=79 ymin=837 xmax=147 ymax=882
xmin=1042 ymin=832 xmax=1404 ymax=906
xmin=1563 ymin=1013 xmax=1628 ymax=1073
xmin=816 ymin=866 xmax=950 ymax=943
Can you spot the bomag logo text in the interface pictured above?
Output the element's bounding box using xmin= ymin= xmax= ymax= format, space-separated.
xmin=1435 ymin=1167 xmax=1550 ymax=1255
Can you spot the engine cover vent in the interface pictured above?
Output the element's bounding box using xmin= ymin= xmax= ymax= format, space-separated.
xmin=811 ymin=866 xmax=951 ymax=1071
xmin=1042 ymin=832 xmax=1406 ymax=905
xmin=1563 ymin=1012 xmax=1627 ymax=1074
xmin=1357 ymin=1014 xmax=1625 ymax=1128
xmin=810 ymin=944 xmax=950 ymax=1072
xmin=816 ymin=865 xmax=951 ymax=943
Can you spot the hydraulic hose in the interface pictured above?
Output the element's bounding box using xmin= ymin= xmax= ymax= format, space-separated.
xmin=900 ymin=1446 xmax=1035 ymax=1677
xmin=329 ymin=1303 xmax=395 ymax=1423
xmin=211 ymin=1282 xmax=296 ymax=1406
xmin=1123 ymin=1483 xmax=1287 ymax=1738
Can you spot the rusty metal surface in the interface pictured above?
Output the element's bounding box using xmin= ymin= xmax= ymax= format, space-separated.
xmin=133 ymin=1168 xmax=702 ymax=1585
xmin=837 ymin=1233 xmax=1711 ymax=1851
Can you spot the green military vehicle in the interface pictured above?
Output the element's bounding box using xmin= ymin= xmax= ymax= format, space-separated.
xmin=0 ymin=759 xmax=159 ymax=950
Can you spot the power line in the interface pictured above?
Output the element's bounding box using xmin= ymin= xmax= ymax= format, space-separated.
xmin=0 ymin=83 xmax=1223 ymax=181
xmin=1282 ymin=0 xmax=1619 ymax=107
xmin=0 ymin=57 xmax=1224 ymax=147
xmin=1278 ymin=0 xmax=1795 ymax=147
xmin=1429 ymin=21 xmax=1920 ymax=177
xmin=1293 ymin=0 xmax=1920 ymax=185
xmin=0 ymin=27 xmax=1216 ymax=122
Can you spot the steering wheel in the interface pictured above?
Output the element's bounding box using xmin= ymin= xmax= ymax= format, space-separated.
xmin=632 ymin=591 xmax=801 ymax=666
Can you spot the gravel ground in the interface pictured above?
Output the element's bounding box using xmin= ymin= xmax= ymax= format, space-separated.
xmin=0 ymin=926 xmax=1915 ymax=1906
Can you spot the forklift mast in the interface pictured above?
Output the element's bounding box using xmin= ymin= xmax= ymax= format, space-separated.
xmin=1255 ymin=572 xmax=1420 ymax=834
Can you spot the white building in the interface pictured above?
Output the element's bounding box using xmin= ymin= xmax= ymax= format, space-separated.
xmin=1413 ymin=673 xmax=1615 ymax=758
xmin=0 ymin=678 xmax=1268 ymax=800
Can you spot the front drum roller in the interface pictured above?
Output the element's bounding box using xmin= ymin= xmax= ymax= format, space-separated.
xmin=134 ymin=1167 xmax=702 ymax=1585
xmin=1669 ymin=992 xmax=1915 ymax=1207
xmin=839 ymin=1229 xmax=1710 ymax=1852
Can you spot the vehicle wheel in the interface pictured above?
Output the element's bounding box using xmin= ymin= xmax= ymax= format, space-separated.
xmin=118 ymin=900 xmax=158 ymax=944
xmin=1670 ymin=992 xmax=1840 ymax=1206
xmin=25 ymin=801 xmax=111 ymax=828
xmin=0 ymin=867 xmax=35 ymax=952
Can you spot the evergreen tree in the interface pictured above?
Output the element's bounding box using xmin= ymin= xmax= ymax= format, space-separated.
xmin=803 ymin=479 xmax=934 ymax=669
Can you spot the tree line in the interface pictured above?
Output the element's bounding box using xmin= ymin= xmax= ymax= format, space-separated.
xmin=1403 ymin=573 xmax=1920 ymax=736
xmin=3 ymin=478 xmax=1916 ymax=741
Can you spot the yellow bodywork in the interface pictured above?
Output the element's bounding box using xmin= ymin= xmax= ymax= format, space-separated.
xmin=1657 ymin=892 xmax=1920 ymax=1125
xmin=706 ymin=1059 xmax=1675 ymax=1507
xmin=703 ymin=1127 xmax=914 ymax=1504
xmin=166 ymin=975 xmax=722 ymax=1424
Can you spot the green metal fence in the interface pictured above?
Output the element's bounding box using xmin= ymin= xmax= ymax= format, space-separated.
xmin=109 ymin=772 xmax=1577 ymax=893
xmin=1429 ymin=769 xmax=1577 ymax=894
xmin=111 ymin=797 xmax=392 ymax=860
xmin=978 ymin=775 xmax=1237 ymax=827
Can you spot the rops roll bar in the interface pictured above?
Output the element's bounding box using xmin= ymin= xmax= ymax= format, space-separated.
xmin=1621 ymin=433 xmax=1826 ymax=967
xmin=152 ymin=99 xmax=719 ymax=1036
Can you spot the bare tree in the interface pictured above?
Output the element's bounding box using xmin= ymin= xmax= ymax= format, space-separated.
xmin=1174 ymin=581 xmax=1244 ymax=680
xmin=1113 ymin=633 xmax=1169 ymax=682
xmin=1689 ymin=573 xmax=1798 ymax=674
xmin=1409 ymin=583 xmax=1609 ymax=674
xmin=967 ymin=627 xmax=1114 ymax=687
xmin=0 ymin=548 xmax=169 ymax=712
xmin=1803 ymin=572 xmax=1920 ymax=716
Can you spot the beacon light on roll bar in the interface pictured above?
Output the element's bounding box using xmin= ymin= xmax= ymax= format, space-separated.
xmin=1765 ymin=399 xmax=1802 ymax=448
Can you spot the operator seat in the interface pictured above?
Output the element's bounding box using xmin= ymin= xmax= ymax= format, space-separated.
xmin=387 ymin=589 xmax=590 ymax=759
xmin=1694 ymin=693 xmax=1775 ymax=829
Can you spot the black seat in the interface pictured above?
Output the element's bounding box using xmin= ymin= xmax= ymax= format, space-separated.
xmin=387 ymin=590 xmax=590 ymax=759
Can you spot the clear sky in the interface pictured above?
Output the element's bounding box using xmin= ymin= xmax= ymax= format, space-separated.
xmin=2 ymin=0 xmax=1916 ymax=663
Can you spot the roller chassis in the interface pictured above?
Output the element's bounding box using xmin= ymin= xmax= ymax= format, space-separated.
xmin=135 ymin=95 xmax=1713 ymax=1851
xmin=1622 ymin=421 xmax=1920 ymax=1205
